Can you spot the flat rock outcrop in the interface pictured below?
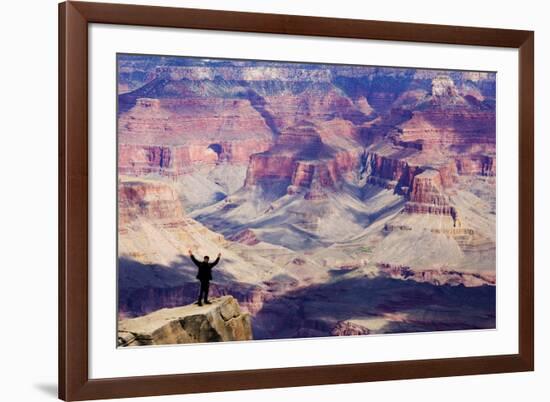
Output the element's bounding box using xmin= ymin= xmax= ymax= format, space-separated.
xmin=118 ymin=296 xmax=253 ymax=346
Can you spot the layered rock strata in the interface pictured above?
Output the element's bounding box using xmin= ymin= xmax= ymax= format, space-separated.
xmin=119 ymin=140 xmax=271 ymax=177
xmin=244 ymin=122 xmax=362 ymax=196
xmin=116 ymin=57 xmax=497 ymax=339
xmin=404 ymin=169 xmax=457 ymax=221
xmin=378 ymin=263 xmax=495 ymax=287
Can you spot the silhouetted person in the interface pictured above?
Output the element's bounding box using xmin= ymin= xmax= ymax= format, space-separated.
xmin=188 ymin=249 xmax=221 ymax=306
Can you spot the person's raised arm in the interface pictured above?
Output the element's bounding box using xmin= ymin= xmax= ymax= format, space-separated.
xmin=188 ymin=249 xmax=199 ymax=267
xmin=210 ymin=252 xmax=221 ymax=268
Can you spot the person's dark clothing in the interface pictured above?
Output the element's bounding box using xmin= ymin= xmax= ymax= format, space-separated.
xmin=190 ymin=254 xmax=220 ymax=303
xmin=190 ymin=255 xmax=219 ymax=281
xmin=198 ymin=280 xmax=210 ymax=304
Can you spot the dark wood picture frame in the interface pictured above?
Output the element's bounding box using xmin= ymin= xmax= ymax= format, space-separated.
xmin=59 ymin=1 xmax=534 ymax=400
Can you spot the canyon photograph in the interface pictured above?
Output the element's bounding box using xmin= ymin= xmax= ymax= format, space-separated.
xmin=116 ymin=54 xmax=497 ymax=346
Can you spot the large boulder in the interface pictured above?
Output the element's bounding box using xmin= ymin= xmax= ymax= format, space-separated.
xmin=118 ymin=296 xmax=253 ymax=346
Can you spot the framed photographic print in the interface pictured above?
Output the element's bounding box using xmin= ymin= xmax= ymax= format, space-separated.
xmin=59 ymin=1 xmax=534 ymax=400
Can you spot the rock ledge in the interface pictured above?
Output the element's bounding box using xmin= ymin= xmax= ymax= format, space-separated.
xmin=118 ymin=296 xmax=253 ymax=346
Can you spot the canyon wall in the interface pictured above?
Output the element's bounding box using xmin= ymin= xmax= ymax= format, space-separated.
xmin=116 ymin=56 xmax=497 ymax=341
xmin=119 ymin=139 xmax=271 ymax=177
xmin=244 ymin=122 xmax=363 ymax=196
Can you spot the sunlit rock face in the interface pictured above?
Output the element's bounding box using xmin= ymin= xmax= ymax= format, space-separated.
xmin=119 ymin=179 xmax=184 ymax=225
xmin=118 ymin=296 xmax=253 ymax=346
xmin=243 ymin=121 xmax=363 ymax=198
xmin=117 ymin=55 xmax=496 ymax=342
xmin=118 ymin=94 xmax=274 ymax=178
xmin=405 ymin=169 xmax=456 ymax=218
xmin=118 ymin=178 xmax=227 ymax=266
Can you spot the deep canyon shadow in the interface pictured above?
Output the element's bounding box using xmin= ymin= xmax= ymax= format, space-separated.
xmin=119 ymin=256 xmax=495 ymax=341
xmin=252 ymin=276 xmax=496 ymax=340
xmin=118 ymin=257 xmax=262 ymax=318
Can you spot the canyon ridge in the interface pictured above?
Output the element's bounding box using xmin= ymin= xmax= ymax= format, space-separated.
xmin=117 ymin=55 xmax=496 ymax=342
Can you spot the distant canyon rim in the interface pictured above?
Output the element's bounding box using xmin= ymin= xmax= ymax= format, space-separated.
xmin=117 ymin=55 xmax=496 ymax=342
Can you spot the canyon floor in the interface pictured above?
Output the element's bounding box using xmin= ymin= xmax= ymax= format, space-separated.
xmin=117 ymin=55 xmax=496 ymax=342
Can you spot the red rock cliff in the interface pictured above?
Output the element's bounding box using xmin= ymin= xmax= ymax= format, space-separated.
xmin=244 ymin=122 xmax=361 ymax=195
xmin=119 ymin=139 xmax=272 ymax=177
xmin=118 ymin=179 xmax=184 ymax=228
